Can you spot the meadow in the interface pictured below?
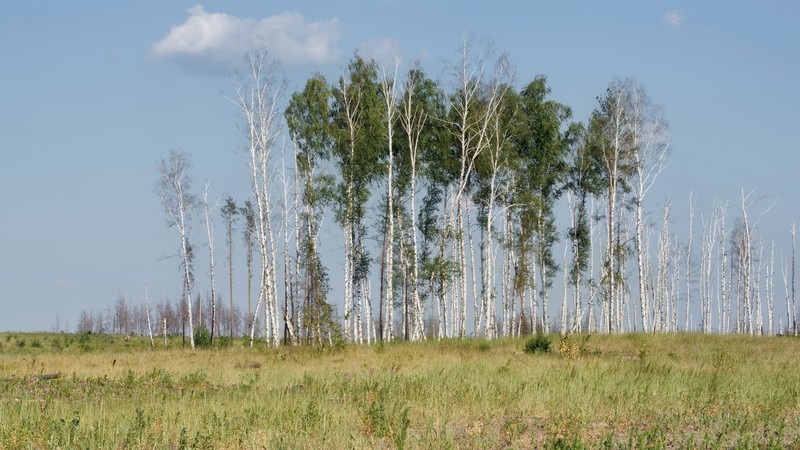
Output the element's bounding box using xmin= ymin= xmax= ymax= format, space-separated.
xmin=0 ymin=332 xmax=798 ymax=449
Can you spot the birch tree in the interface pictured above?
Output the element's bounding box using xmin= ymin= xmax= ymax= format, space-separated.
xmin=564 ymin=123 xmax=603 ymax=332
xmin=767 ymin=240 xmax=775 ymax=335
xmin=628 ymin=82 xmax=670 ymax=333
xmin=285 ymin=73 xmax=336 ymax=345
xmin=220 ymin=196 xmax=238 ymax=344
xmin=331 ymin=54 xmax=383 ymax=343
xmin=589 ymin=79 xmax=636 ymax=333
xmin=699 ymin=208 xmax=720 ymax=333
xmin=445 ymin=37 xmax=511 ymax=337
xmin=201 ymin=181 xmax=219 ymax=343
xmin=792 ymin=224 xmax=797 ymax=335
xmin=156 ymin=149 xmax=197 ymax=349
xmin=231 ymin=50 xmax=286 ymax=347
xmin=398 ymin=64 xmax=446 ymax=340
xmin=241 ymin=200 xmax=256 ymax=334
xmin=685 ymin=192 xmax=695 ymax=332
xmin=473 ymin=79 xmax=517 ymax=338
xmin=655 ymin=201 xmax=672 ymax=332
xmin=379 ymin=58 xmax=403 ymax=340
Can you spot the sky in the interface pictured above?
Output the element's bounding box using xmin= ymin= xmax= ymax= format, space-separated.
xmin=1 ymin=1 xmax=798 ymax=332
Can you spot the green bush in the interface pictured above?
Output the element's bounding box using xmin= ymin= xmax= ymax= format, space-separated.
xmin=523 ymin=333 xmax=551 ymax=354
xmin=78 ymin=332 xmax=93 ymax=352
xmin=193 ymin=325 xmax=211 ymax=348
xmin=214 ymin=335 xmax=230 ymax=347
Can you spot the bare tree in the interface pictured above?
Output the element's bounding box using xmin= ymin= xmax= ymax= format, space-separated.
xmin=231 ymin=50 xmax=286 ymax=347
xmin=156 ymin=149 xmax=197 ymax=348
xmin=685 ymin=192 xmax=695 ymax=332
xmin=793 ymin=224 xmax=797 ymax=335
xmin=628 ymin=82 xmax=670 ymax=333
xmin=220 ymin=196 xmax=238 ymax=345
xmin=201 ymin=180 xmax=219 ymax=343
xmin=446 ymin=36 xmax=512 ymax=336
xmin=145 ymin=286 xmax=154 ymax=348
xmin=767 ymin=240 xmax=775 ymax=335
xmin=241 ymin=200 xmax=256 ymax=336
xmin=655 ymin=201 xmax=672 ymax=332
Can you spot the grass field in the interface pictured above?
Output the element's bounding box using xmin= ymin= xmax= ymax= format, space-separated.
xmin=0 ymin=332 xmax=798 ymax=449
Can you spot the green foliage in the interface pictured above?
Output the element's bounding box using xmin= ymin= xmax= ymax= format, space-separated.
xmin=214 ymin=335 xmax=230 ymax=347
xmin=395 ymin=406 xmax=410 ymax=450
xmin=330 ymin=55 xmax=384 ymax=228
xmin=544 ymin=436 xmax=587 ymax=449
xmin=219 ymin=195 xmax=239 ymax=249
xmin=78 ymin=332 xmax=93 ymax=352
xmin=286 ymin=73 xmax=333 ymax=165
xmin=523 ymin=333 xmax=551 ymax=354
xmin=359 ymin=379 xmax=410 ymax=446
xmin=509 ymin=76 xmax=574 ymax=290
xmin=193 ymin=325 xmax=211 ymax=348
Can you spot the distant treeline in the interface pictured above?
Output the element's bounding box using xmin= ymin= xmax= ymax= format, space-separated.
xmin=75 ymin=295 xmax=256 ymax=339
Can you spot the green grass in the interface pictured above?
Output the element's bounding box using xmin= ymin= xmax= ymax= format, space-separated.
xmin=0 ymin=332 xmax=798 ymax=448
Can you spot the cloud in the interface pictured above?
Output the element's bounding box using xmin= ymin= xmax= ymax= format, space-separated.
xmin=663 ymin=10 xmax=683 ymax=30
xmin=152 ymin=6 xmax=342 ymax=74
xmin=359 ymin=38 xmax=401 ymax=68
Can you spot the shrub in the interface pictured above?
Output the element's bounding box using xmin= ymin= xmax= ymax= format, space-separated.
xmin=559 ymin=335 xmax=579 ymax=359
xmin=214 ymin=335 xmax=231 ymax=347
xmin=523 ymin=333 xmax=550 ymax=354
xmin=78 ymin=332 xmax=93 ymax=352
xmin=193 ymin=325 xmax=211 ymax=348
xmin=31 ymin=339 xmax=42 ymax=348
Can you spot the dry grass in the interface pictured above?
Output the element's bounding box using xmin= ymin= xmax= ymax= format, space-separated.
xmin=0 ymin=332 xmax=798 ymax=448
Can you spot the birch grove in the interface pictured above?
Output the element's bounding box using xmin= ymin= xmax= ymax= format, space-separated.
xmin=143 ymin=41 xmax=800 ymax=349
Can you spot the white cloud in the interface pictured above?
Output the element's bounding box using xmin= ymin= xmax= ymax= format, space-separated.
xmin=359 ymin=38 xmax=401 ymax=68
xmin=664 ymin=10 xmax=683 ymax=30
xmin=151 ymin=6 xmax=342 ymax=74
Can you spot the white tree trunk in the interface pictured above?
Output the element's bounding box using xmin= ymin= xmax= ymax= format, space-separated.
xmin=202 ymin=181 xmax=219 ymax=343
xmin=231 ymin=51 xmax=285 ymax=348
xmin=145 ymin=286 xmax=154 ymax=348
xmin=381 ymin=61 xmax=398 ymax=342
xmin=684 ymin=193 xmax=694 ymax=332
xmin=792 ymin=224 xmax=797 ymax=335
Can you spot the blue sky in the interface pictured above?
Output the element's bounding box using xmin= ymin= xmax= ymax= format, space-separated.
xmin=1 ymin=1 xmax=798 ymax=331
